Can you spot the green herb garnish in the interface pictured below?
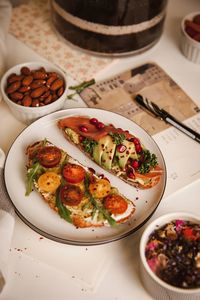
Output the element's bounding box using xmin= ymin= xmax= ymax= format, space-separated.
xmin=88 ymin=193 xmax=116 ymax=226
xmin=109 ymin=132 xmax=125 ymax=145
xmin=25 ymin=162 xmax=44 ymax=196
xmin=84 ymin=175 xmax=116 ymax=226
xmin=67 ymin=79 xmax=95 ymax=100
xmin=42 ymin=138 xmax=48 ymax=146
xmin=81 ymin=138 xmax=98 ymax=154
xmin=84 ymin=174 xmax=91 ymax=190
xmin=55 ymin=188 xmax=72 ymax=223
xmin=138 ymin=150 xmax=158 ymax=174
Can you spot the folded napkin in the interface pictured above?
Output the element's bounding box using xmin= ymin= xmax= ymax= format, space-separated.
xmin=11 ymin=226 xmax=116 ymax=292
xmin=0 ymin=149 xmax=15 ymax=293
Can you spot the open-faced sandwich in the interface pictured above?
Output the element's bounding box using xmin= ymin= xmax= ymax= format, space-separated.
xmin=58 ymin=116 xmax=163 ymax=189
xmin=25 ymin=139 xmax=135 ymax=228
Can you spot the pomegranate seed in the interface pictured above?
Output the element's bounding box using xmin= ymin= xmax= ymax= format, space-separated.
xmin=117 ymin=144 xmax=127 ymax=153
xmin=79 ymin=136 xmax=85 ymax=142
xmin=90 ymin=118 xmax=98 ymax=125
xmin=135 ymin=144 xmax=142 ymax=153
xmin=96 ymin=122 xmax=105 ymax=129
xmin=99 ymin=174 xmax=105 ymax=179
xmin=128 ymin=170 xmax=135 ymax=179
xmin=125 ymin=165 xmax=135 ymax=179
xmin=88 ymin=167 xmax=95 ymax=174
xmin=131 ymin=160 xmax=139 ymax=169
xmin=79 ymin=125 xmax=88 ymax=133
xmin=133 ymin=137 xmax=140 ymax=145
xmin=129 ymin=138 xmax=134 ymax=142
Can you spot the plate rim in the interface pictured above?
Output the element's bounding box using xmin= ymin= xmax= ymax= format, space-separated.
xmin=4 ymin=107 xmax=167 ymax=246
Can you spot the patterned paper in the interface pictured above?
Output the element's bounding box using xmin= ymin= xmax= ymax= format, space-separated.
xmin=80 ymin=62 xmax=200 ymax=136
xmin=9 ymin=0 xmax=113 ymax=82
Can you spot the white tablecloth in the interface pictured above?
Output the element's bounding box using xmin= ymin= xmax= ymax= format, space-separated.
xmin=0 ymin=0 xmax=200 ymax=299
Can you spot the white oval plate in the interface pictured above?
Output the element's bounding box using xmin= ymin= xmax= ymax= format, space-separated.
xmin=4 ymin=108 xmax=166 ymax=245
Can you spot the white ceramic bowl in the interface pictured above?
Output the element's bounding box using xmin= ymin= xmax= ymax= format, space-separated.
xmin=180 ymin=11 xmax=200 ymax=64
xmin=140 ymin=212 xmax=200 ymax=300
xmin=0 ymin=61 xmax=67 ymax=124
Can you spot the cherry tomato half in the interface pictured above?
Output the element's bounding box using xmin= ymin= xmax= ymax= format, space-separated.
xmin=37 ymin=146 xmax=62 ymax=168
xmin=60 ymin=185 xmax=83 ymax=206
xmin=104 ymin=194 xmax=128 ymax=215
xmin=89 ymin=179 xmax=111 ymax=199
xmin=37 ymin=172 xmax=61 ymax=192
xmin=62 ymin=164 xmax=86 ymax=184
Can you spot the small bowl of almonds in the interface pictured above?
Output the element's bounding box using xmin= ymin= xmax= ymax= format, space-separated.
xmin=0 ymin=61 xmax=67 ymax=124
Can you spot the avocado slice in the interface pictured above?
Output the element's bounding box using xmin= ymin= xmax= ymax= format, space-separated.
xmin=101 ymin=135 xmax=116 ymax=170
xmin=116 ymin=140 xmax=137 ymax=169
xmin=93 ymin=135 xmax=116 ymax=169
xmin=93 ymin=143 xmax=103 ymax=165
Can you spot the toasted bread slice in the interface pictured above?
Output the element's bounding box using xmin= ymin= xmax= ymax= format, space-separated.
xmin=58 ymin=116 xmax=163 ymax=189
xmin=25 ymin=140 xmax=135 ymax=228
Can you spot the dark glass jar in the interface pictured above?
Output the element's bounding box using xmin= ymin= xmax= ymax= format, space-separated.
xmin=51 ymin=0 xmax=168 ymax=56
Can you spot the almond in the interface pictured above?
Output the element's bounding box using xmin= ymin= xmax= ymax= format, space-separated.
xmin=30 ymin=80 xmax=46 ymax=89
xmin=33 ymin=71 xmax=47 ymax=80
xmin=22 ymin=75 xmax=33 ymax=86
xmin=32 ymin=99 xmax=40 ymax=107
xmin=57 ymin=86 xmax=64 ymax=97
xmin=48 ymin=72 xmax=58 ymax=78
xmin=6 ymin=81 xmax=21 ymax=94
xmin=30 ymin=86 xmax=48 ymax=98
xmin=7 ymin=73 xmax=16 ymax=83
xmin=21 ymin=66 xmax=31 ymax=75
xmin=22 ymin=95 xmax=32 ymax=107
xmin=39 ymin=90 xmax=50 ymax=100
xmin=7 ymin=74 xmax=23 ymax=84
xmin=18 ymin=86 xmax=31 ymax=93
xmin=46 ymin=76 xmax=57 ymax=87
xmin=50 ymin=79 xmax=64 ymax=91
xmin=10 ymin=92 xmax=24 ymax=101
xmin=44 ymin=94 xmax=52 ymax=105
xmin=51 ymin=93 xmax=58 ymax=101
xmin=38 ymin=67 xmax=47 ymax=73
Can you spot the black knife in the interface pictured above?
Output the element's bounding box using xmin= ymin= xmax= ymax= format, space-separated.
xmin=135 ymin=94 xmax=200 ymax=144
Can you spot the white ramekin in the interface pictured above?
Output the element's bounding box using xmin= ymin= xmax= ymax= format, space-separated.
xmin=0 ymin=61 xmax=67 ymax=124
xmin=140 ymin=212 xmax=200 ymax=300
xmin=180 ymin=11 xmax=200 ymax=64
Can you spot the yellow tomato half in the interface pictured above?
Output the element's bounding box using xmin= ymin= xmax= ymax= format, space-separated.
xmin=38 ymin=172 xmax=61 ymax=193
xmin=89 ymin=178 xmax=111 ymax=199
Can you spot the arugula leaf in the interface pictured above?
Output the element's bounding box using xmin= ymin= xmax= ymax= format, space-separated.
xmin=109 ymin=132 xmax=125 ymax=145
xmin=25 ymin=162 xmax=44 ymax=196
xmin=84 ymin=174 xmax=90 ymax=190
xmin=67 ymin=79 xmax=95 ymax=100
xmin=42 ymin=138 xmax=48 ymax=146
xmin=84 ymin=175 xmax=116 ymax=226
xmin=138 ymin=150 xmax=158 ymax=174
xmin=55 ymin=188 xmax=72 ymax=223
xmin=88 ymin=192 xmax=116 ymax=226
xmin=97 ymin=203 xmax=116 ymax=226
xmin=81 ymin=138 xmax=98 ymax=154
